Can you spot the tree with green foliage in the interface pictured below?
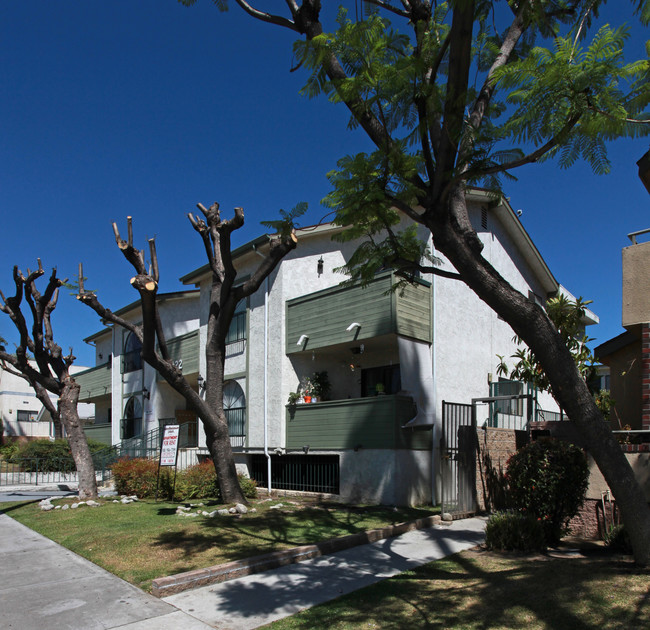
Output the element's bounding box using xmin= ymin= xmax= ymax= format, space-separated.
xmin=179 ymin=0 xmax=650 ymax=563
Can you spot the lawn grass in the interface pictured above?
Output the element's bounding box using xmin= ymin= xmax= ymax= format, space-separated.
xmin=265 ymin=548 xmax=650 ymax=629
xmin=2 ymin=496 xmax=438 ymax=591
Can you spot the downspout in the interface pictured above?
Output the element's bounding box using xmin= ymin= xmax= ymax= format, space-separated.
xmin=431 ymin=268 xmax=437 ymax=506
xmin=254 ymin=246 xmax=272 ymax=494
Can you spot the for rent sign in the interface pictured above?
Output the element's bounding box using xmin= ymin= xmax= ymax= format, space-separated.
xmin=160 ymin=425 xmax=180 ymax=466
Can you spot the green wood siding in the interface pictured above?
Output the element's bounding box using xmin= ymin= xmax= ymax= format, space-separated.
xmin=286 ymin=395 xmax=431 ymax=450
xmin=395 ymin=281 xmax=432 ymax=342
xmin=83 ymin=424 xmax=112 ymax=446
xmin=286 ymin=273 xmax=431 ymax=353
xmin=158 ymin=330 xmax=199 ymax=380
xmin=76 ymin=363 xmax=112 ymax=402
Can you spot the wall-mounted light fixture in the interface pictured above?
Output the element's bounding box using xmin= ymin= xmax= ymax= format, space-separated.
xmin=98 ymin=352 xmax=103 ymax=360
xmin=197 ymin=375 xmax=206 ymax=391
xmin=317 ymin=257 xmax=324 ymax=277
xmin=302 ymin=444 xmax=310 ymax=454
xmin=297 ymin=334 xmax=309 ymax=346
xmin=142 ymin=387 xmax=150 ymax=400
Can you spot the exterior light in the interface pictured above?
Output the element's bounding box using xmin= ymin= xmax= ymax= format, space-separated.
xmin=317 ymin=257 xmax=324 ymax=276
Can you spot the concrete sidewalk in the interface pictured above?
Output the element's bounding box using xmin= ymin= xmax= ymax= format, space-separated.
xmin=0 ymin=513 xmax=213 ymax=629
xmin=164 ymin=516 xmax=486 ymax=629
xmin=0 ymin=500 xmax=485 ymax=630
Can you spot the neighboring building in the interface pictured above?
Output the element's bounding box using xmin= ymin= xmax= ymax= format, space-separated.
xmin=595 ymin=229 xmax=650 ymax=432
xmin=0 ymin=363 xmax=94 ymax=442
xmin=76 ymin=190 xmax=597 ymax=505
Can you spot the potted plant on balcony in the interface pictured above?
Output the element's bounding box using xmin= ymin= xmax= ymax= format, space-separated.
xmin=310 ymin=371 xmax=331 ymax=402
xmin=300 ymin=376 xmax=313 ymax=403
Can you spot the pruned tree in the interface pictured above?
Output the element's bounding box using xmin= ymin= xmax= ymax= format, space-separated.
xmin=179 ymin=1 xmax=650 ymax=563
xmin=0 ymin=261 xmax=98 ymax=500
xmin=77 ymin=202 xmax=303 ymax=504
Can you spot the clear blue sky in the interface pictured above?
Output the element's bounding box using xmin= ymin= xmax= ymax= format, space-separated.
xmin=1 ymin=1 xmax=648 ymax=367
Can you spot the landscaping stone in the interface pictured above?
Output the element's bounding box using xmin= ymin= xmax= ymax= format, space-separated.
xmin=442 ymin=512 xmax=453 ymax=522
xmin=86 ymin=500 xmax=100 ymax=507
xmin=269 ymin=503 xmax=284 ymax=510
xmin=62 ymin=504 xmax=69 ymax=510
xmin=217 ymin=509 xmax=229 ymax=516
xmin=235 ymin=503 xmax=248 ymax=514
xmin=228 ymin=507 xmax=237 ymax=514
xmin=71 ymin=503 xmax=79 ymax=509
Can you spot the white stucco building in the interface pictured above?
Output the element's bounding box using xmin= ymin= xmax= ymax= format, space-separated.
xmin=1 ymin=363 xmax=94 ymax=442
xmin=76 ymin=191 xmax=597 ymax=505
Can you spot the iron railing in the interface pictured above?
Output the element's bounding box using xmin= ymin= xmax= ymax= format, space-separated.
xmin=251 ymin=454 xmax=340 ymax=494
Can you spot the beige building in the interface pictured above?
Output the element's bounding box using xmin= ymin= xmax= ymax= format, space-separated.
xmin=596 ymin=231 xmax=650 ymax=432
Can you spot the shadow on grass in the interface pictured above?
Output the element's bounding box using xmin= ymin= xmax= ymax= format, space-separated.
xmin=264 ymin=548 xmax=649 ymax=629
xmin=152 ymin=501 xmax=437 ymax=564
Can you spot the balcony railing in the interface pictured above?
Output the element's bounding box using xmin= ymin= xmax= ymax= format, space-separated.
xmin=286 ymin=271 xmax=432 ymax=354
xmin=286 ymin=394 xmax=430 ymax=451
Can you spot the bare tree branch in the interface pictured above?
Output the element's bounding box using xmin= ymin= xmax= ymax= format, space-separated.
xmin=233 ymin=0 xmax=299 ymax=31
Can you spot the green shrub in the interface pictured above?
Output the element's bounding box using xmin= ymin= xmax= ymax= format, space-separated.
xmin=0 ymin=442 xmax=20 ymax=461
xmin=174 ymin=461 xmax=219 ymax=501
xmin=485 ymin=511 xmax=547 ymax=552
xmin=604 ymin=524 xmax=632 ymax=554
xmin=111 ymin=458 xmax=168 ymax=498
xmin=111 ymin=457 xmax=258 ymax=501
xmin=505 ymin=438 xmax=589 ymax=544
xmin=9 ymin=438 xmax=108 ymax=472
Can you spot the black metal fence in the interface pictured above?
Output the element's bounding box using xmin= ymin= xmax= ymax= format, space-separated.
xmin=251 ymin=454 xmax=340 ymax=494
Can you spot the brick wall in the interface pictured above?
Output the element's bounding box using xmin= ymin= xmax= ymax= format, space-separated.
xmin=474 ymin=427 xmax=527 ymax=511
xmin=568 ymin=498 xmax=618 ymax=539
xmin=642 ymin=323 xmax=650 ymax=431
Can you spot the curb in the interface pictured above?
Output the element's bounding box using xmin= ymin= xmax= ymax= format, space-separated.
xmin=152 ymin=513 xmax=445 ymax=597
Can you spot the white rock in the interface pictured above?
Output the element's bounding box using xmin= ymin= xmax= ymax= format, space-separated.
xmin=250 ymin=508 xmax=257 ymax=513
xmin=269 ymin=503 xmax=284 ymax=510
xmin=40 ymin=504 xmax=54 ymax=511
xmin=55 ymin=505 xmax=61 ymax=510
xmin=71 ymin=503 xmax=79 ymax=509
xmin=228 ymin=507 xmax=237 ymax=514
xmin=86 ymin=500 xmax=100 ymax=507
xmin=218 ymin=509 xmax=229 ymax=516
xmin=62 ymin=505 xmax=69 ymax=510
xmin=121 ymin=498 xmax=132 ymax=504
xmin=207 ymin=511 xmax=218 ymax=518
xmin=235 ymin=503 xmax=248 ymax=514
xmin=113 ymin=500 xmax=119 ymax=503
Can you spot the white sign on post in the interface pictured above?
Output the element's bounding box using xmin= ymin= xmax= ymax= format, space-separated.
xmin=160 ymin=424 xmax=180 ymax=467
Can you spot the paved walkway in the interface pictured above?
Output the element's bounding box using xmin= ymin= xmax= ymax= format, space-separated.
xmin=0 ymin=493 xmax=486 ymax=630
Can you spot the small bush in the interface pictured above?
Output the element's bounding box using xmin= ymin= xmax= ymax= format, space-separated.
xmin=604 ymin=524 xmax=632 ymax=554
xmin=9 ymin=438 xmax=108 ymax=472
xmin=111 ymin=457 xmax=258 ymax=501
xmin=506 ymin=438 xmax=589 ymax=544
xmin=485 ymin=511 xmax=547 ymax=552
xmin=174 ymin=461 xmax=219 ymax=501
xmin=111 ymin=458 xmax=168 ymax=498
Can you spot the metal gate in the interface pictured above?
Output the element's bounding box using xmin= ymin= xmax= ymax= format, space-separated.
xmin=441 ymin=401 xmax=478 ymax=518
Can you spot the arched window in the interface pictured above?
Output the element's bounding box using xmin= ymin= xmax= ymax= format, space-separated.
xmin=223 ymin=380 xmax=245 ymax=445
xmin=121 ymin=395 xmax=143 ymax=439
xmin=123 ymin=332 xmax=143 ymax=373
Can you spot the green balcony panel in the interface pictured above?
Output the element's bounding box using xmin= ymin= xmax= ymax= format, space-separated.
xmin=76 ymin=363 xmax=112 ymax=402
xmin=83 ymin=423 xmax=112 ymax=446
xmin=286 ymin=272 xmax=431 ymax=354
xmin=286 ymin=395 xmax=431 ymax=451
xmin=157 ymin=330 xmax=199 ymax=380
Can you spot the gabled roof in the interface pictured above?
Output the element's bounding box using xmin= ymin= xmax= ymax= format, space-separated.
xmin=83 ymin=289 xmax=199 ymax=343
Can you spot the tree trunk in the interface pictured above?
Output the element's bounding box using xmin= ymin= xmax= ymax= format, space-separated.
xmin=429 ymin=190 xmax=650 ymax=565
xmin=59 ymin=379 xmax=98 ymax=500
xmin=204 ymin=302 xmax=247 ymax=505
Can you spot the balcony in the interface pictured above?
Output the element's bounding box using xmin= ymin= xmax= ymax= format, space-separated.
xmin=157 ymin=330 xmax=199 ymax=380
xmin=286 ymin=271 xmax=431 ymax=354
xmin=286 ymin=395 xmax=431 ymax=451
xmin=76 ymin=362 xmax=112 ymax=402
